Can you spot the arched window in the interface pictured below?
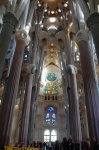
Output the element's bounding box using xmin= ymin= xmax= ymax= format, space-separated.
xmin=44 ymin=129 xmax=50 ymax=142
xmin=51 ymin=130 xmax=57 ymax=141
xmin=52 ymin=83 xmax=58 ymax=95
xmin=45 ymin=106 xmax=56 ymax=125
xmin=46 ymin=73 xmax=57 ymax=81
xmin=44 ymin=82 xmax=58 ymax=95
xmin=44 ymin=129 xmax=57 ymax=142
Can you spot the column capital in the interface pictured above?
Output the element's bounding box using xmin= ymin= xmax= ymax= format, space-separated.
xmin=29 ymin=26 xmax=35 ymax=34
xmin=75 ymin=29 xmax=88 ymax=43
xmin=26 ymin=64 xmax=37 ymax=74
xmin=67 ymin=64 xmax=77 ymax=75
xmin=15 ymin=29 xmax=30 ymax=44
xmin=3 ymin=12 xmax=18 ymax=28
xmin=86 ymin=12 xmax=99 ymax=29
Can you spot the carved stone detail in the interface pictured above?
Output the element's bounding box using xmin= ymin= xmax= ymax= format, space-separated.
xmin=26 ymin=64 xmax=37 ymax=74
xmin=75 ymin=29 xmax=88 ymax=43
xmin=16 ymin=29 xmax=30 ymax=44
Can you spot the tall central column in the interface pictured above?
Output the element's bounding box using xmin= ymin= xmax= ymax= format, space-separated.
xmin=86 ymin=12 xmax=99 ymax=63
xmin=77 ymin=0 xmax=99 ymax=63
xmin=68 ymin=0 xmax=99 ymax=142
xmin=0 ymin=12 xmax=18 ymax=78
xmin=28 ymin=45 xmax=44 ymax=143
xmin=0 ymin=29 xmax=30 ymax=146
xmin=18 ymin=30 xmax=38 ymax=145
xmin=67 ymin=64 xmax=82 ymax=141
xmin=18 ymin=73 xmax=34 ymax=145
xmin=76 ymin=30 xmax=99 ymax=141
xmin=64 ymin=35 xmax=82 ymax=141
xmin=60 ymin=48 xmax=71 ymax=137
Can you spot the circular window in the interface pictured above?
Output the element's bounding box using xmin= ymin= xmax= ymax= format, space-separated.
xmin=47 ymin=73 xmax=57 ymax=81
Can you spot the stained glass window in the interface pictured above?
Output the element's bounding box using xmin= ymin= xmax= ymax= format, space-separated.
xmin=48 ymin=107 xmax=54 ymax=112
xmin=44 ymin=130 xmax=57 ymax=142
xmin=46 ymin=113 xmax=49 ymax=118
xmin=44 ymin=82 xmax=58 ymax=95
xmin=47 ymin=73 xmax=57 ymax=81
xmin=52 ymin=113 xmax=56 ymax=119
xmin=45 ymin=106 xmax=56 ymax=125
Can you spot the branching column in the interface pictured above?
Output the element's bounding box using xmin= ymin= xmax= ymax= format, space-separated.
xmin=18 ymin=30 xmax=38 ymax=145
xmin=0 ymin=12 xmax=18 ymax=78
xmin=28 ymin=46 xmax=44 ymax=143
xmin=86 ymin=13 xmax=99 ymax=63
xmin=68 ymin=0 xmax=99 ymax=141
xmin=76 ymin=30 xmax=99 ymax=141
xmin=77 ymin=0 xmax=99 ymax=62
xmin=60 ymin=48 xmax=71 ymax=136
xmin=18 ymin=73 xmax=33 ymax=145
xmin=0 ymin=29 xmax=30 ymax=145
xmin=67 ymin=65 xmax=82 ymax=141
xmin=65 ymin=35 xmax=82 ymax=141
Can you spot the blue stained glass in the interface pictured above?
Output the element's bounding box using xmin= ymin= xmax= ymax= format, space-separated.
xmin=47 ymin=73 xmax=57 ymax=81
xmin=46 ymin=119 xmax=50 ymax=124
xmin=52 ymin=119 xmax=56 ymax=124
xmin=52 ymin=113 xmax=56 ymax=119
xmin=48 ymin=107 xmax=54 ymax=112
xmin=46 ymin=113 xmax=49 ymax=118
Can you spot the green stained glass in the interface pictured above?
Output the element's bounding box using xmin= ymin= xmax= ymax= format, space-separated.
xmin=47 ymin=73 xmax=57 ymax=81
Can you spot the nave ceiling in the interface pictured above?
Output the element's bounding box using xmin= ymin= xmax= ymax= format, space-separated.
xmin=0 ymin=0 xmax=99 ymax=98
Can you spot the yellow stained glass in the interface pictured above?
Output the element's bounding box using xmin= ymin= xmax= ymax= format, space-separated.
xmin=48 ymin=91 xmax=50 ymax=94
xmin=52 ymin=91 xmax=54 ymax=94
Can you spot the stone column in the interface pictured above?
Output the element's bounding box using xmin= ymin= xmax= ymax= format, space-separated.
xmin=67 ymin=86 xmax=72 ymax=137
xmin=35 ymin=48 xmax=44 ymax=101
xmin=79 ymin=101 xmax=89 ymax=139
xmin=67 ymin=65 xmax=82 ymax=141
xmin=60 ymin=50 xmax=67 ymax=102
xmin=28 ymin=85 xmax=36 ymax=143
xmin=60 ymin=49 xmax=71 ymax=136
xmin=66 ymin=105 xmax=70 ymax=138
xmin=86 ymin=13 xmax=99 ymax=63
xmin=0 ymin=12 xmax=18 ymax=78
xmin=18 ymin=73 xmax=33 ymax=145
xmin=7 ymin=38 xmax=16 ymax=77
xmin=76 ymin=0 xmax=99 ymax=62
xmin=60 ymin=34 xmax=82 ymax=140
xmin=76 ymin=30 xmax=99 ymax=142
xmin=16 ymin=89 xmax=25 ymax=143
xmin=11 ymin=101 xmax=20 ymax=144
xmin=0 ymin=29 xmax=30 ymax=146
xmin=68 ymin=0 xmax=99 ymax=141
xmin=28 ymin=46 xmax=44 ymax=143
xmin=18 ymin=30 xmax=38 ymax=145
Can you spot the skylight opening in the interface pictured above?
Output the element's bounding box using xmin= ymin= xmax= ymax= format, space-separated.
xmin=49 ymin=17 xmax=56 ymax=23
xmin=47 ymin=25 xmax=57 ymax=30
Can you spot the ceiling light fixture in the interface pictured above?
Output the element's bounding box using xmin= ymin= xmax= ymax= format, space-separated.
xmin=51 ymin=10 xmax=55 ymax=14
xmin=25 ymin=55 xmax=27 ymax=58
xmin=49 ymin=17 xmax=56 ymax=23
xmin=48 ymin=10 xmax=50 ymax=14
xmin=51 ymin=44 xmax=54 ymax=46
xmin=58 ymin=9 xmax=61 ymax=12
xmin=38 ymin=3 xmax=41 ymax=7
xmin=44 ymin=9 xmax=47 ymax=12
xmin=60 ymin=16 xmax=63 ymax=19
xmin=41 ymin=24 xmax=44 ymax=28
xmin=64 ymin=3 xmax=68 ymax=7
